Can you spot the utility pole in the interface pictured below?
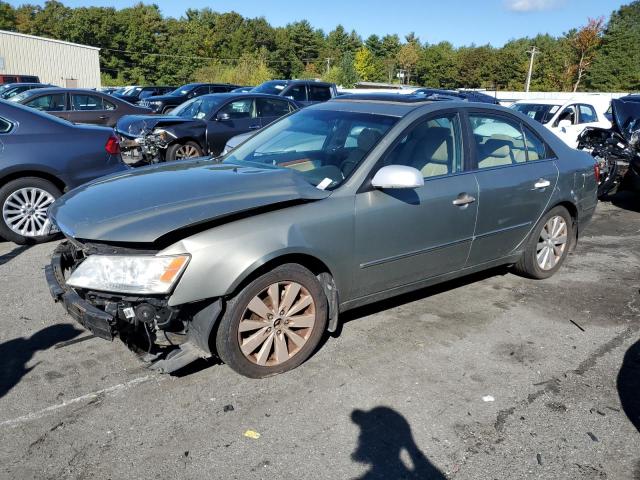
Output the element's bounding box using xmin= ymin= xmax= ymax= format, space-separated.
xmin=325 ymin=58 xmax=332 ymax=73
xmin=525 ymin=46 xmax=538 ymax=92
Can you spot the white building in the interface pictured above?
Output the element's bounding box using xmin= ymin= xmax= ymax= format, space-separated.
xmin=0 ymin=30 xmax=101 ymax=88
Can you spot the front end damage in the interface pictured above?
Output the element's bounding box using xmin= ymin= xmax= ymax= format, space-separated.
xmin=115 ymin=115 xmax=205 ymax=163
xmin=45 ymin=240 xmax=222 ymax=373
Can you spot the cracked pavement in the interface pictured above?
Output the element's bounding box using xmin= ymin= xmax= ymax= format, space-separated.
xmin=0 ymin=192 xmax=639 ymax=480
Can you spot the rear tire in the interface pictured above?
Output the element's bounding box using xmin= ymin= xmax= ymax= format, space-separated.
xmin=166 ymin=141 xmax=203 ymax=161
xmin=215 ymin=263 xmax=328 ymax=378
xmin=0 ymin=177 xmax=62 ymax=245
xmin=513 ymin=206 xmax=573 ymax=279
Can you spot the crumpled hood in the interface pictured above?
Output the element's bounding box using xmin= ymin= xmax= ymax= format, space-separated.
xmin=116 ymin=115 xmax=202 ymax=138
xmin=612 ymin=99 xmax=640 ymax=141
xmin=49 ymin=160 xmax=330 ymax=243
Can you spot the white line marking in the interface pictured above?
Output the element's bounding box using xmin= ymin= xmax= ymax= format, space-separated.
xmin=0 ymin=375 xmax=156 ymax=428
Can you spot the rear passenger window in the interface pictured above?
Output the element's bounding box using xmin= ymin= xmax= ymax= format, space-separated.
xmin=285 ymin=85 xmax=307 ymax=102
xmin=308 ymin=85 xmax=332 ymax=102
xmin=71 ymin=94 xmax=105 ymax=111
xmin=470 ymin=115 xmax=527 ymax=168
xmin=522 ymin=126 xmax=552 ymax=160
xmin=384 ymin=114 xmax=462 ymax=178
xmin=26 ymin=93 xmax=66 ymax=112
xmin=0 ymin=117 xmax=13 ymax=133
xmin=256 ymin=98 xmax=291 ymax=117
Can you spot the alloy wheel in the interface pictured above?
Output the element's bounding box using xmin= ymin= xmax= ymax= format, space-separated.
xmin=536 ymin=215 xmax=568 ymax=270
xmin=238 ymin=281 xmax=317 ymax=366
xmin=174 ymin=144 xmax=200 ymax=159
xmin=2 ymin=187 xmax=57 ymax=238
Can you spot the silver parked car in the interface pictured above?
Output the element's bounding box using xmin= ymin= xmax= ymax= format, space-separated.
xmin=46 ymin=94 xmax=598 ymax=378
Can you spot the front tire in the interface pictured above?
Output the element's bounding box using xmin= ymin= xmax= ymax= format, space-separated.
xmin=166 ymin=141 xmax=203 ymax=161
xmin=0 ymin=177 xmax=61 ymax=245
xmin=513 ymin=206 xmax=573 ymax=279
xmin=216 ymin=264 xmax=328 ymax=378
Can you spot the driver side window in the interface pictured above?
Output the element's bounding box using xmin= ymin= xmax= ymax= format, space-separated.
xmin=555 ymin=105 xmax=577 ymax=126
xmin=383 ymin=114 xmax=462 ymax=178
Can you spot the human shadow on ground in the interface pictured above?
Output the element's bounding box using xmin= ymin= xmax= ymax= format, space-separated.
xmin=0 ymin=323 xmax=82 ymax=399
xmin=350 ymin=406 xmax=445 ymax=480
xmin=617 ymin=338 xmax=640 ymax=433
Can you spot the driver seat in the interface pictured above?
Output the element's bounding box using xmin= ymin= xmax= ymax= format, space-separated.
xmin=342 ymin=128 xmax=382 ymax=175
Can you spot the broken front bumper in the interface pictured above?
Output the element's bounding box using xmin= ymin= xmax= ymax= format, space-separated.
xmin=45 ymin=242 xmax=223 ymax=373
xmin=45 ymin=245 xmax=115 ymax=340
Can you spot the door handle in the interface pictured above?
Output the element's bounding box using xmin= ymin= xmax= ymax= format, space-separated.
xmin=248 ymin=125 xmax=261 ymax=130
xmin=452 ymin=193 xmax=476 ymax=206
xmin=98 ymin=115 xmax=108 ymax=120
xmin=533 ymin=179 xmax=551 ymax=189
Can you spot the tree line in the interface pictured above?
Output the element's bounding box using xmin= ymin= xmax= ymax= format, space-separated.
xmin=0 ymin=0 xmax=638 ymax=92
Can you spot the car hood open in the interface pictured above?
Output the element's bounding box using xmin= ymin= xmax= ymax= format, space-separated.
xmin=49 ymin=160 xmax=330 ymax=244
xmin=116 ymin=115 xmax=203 ymax=138
xmin=612 ymin=99 xmax=640 ymax=141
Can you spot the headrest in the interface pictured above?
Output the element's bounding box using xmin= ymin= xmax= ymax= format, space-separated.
xmin=357 ymin=128 xmax=381 ymax=151
xmin=482 ymin=137 xmax=514 ymax=158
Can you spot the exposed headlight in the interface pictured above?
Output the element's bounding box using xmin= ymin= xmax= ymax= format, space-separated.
xmin=66 ymin=255 xmax=190 ymax=294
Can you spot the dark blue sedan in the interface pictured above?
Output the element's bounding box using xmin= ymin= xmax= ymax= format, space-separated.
xmin=0 ymin=100 xmax=128 ymax=244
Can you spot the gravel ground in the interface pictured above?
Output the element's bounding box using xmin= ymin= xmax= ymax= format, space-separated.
xmin=0 ymin=192 xmax=638 ymax=480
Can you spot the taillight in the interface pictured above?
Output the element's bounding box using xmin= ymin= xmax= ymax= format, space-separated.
xmin=105 ymin=135 xmax=121 ymax=155
xmin=593 ymin=161 xmax=600 ymax=183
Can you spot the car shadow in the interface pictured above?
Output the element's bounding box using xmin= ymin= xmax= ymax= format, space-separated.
xmin=0 ymin=244 xmax=31 ymax=267
xmin=0 ymin=324 xmax=82 ymax=399
xmin=336 ymin=266 xmax=511 ymax=331
xmin=617 ymin=338 xmax=640 ymax=433
xmin=608 ymin=190 xmax=640 ymax=213
xmin=351 ymin=406 xmax=445 ymax=479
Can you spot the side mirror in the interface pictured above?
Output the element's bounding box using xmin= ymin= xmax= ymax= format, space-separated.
xmin=557 ymin=119 xmax=572 ymax=129
xmin=371 ymin=165 xmax=424 ymax=189
xmin=630 ymin=129 xmax=640 ymax=148
xmin=216 ymin=112 xmax=231 ymax=122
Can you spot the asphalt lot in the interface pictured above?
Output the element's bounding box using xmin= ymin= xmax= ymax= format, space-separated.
xmin=0 ymin=192 xmax=639 ymax=480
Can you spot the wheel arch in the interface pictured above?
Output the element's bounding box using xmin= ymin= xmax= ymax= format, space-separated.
xmin=0 ymin=169 xmax=66 ymax=193
xmin=227 ymin=250 xmax=340 ymax=332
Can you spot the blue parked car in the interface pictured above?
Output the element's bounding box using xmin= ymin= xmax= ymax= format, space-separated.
xmin=0 ymin=100 xmax=128 ymax=244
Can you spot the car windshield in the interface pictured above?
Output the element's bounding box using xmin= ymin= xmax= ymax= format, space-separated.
xmin=252 ymin=81 xmax=288 ymax=95
xmin=8 ymin=91 xmax=31 ymax=103
xmin=171 ymin=96 xmax=224 ymax=119
xmin=0 ymin=87 xmax=19 ymax=99
xmin=511 ymin=103 xmax=560 ymax=124
xmin=123 ymin=87 xmax=142 ymax=96
xmin=0 ymin=84 xmax=13 ymax=94
xmin=222 ymin=109 xmax=398 ymax=190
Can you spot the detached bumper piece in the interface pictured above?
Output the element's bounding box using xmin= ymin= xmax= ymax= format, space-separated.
xmin=46 ymin=241 xmax=223 ymax=374
xmin=46 ymin=246 xmax=115 ymax=340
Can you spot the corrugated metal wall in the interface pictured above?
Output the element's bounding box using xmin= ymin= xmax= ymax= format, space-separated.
xmin=0 ymin=31 xmax=101 ymax=88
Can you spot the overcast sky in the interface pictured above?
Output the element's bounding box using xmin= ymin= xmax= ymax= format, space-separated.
xmin=6 ymin=0 xmax=627 ymax=47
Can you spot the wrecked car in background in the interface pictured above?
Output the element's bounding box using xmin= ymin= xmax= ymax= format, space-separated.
xmin=578 ymin=98 xmax=640 ymax=197
xmin=46 ymin=95 xmax=597 ymax=378
xmin=116 ymin=93 xmax=299 ymax=162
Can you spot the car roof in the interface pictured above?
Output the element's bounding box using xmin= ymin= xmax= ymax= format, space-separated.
xmin=312 ymin=94 xmax=515 ymax=118
xmin=259 ymin=79 xmax=334 ymax=86
xmin=199 ymin=92 xmax=297 ymax=101
xmin=1 ymin=82 xmax=49 ymax=87
xmin=16 ymin=87 xmax=108 ymax=95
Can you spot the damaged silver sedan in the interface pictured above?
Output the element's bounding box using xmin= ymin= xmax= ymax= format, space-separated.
xmin=46 ymin=95 xmax=598 ymax=378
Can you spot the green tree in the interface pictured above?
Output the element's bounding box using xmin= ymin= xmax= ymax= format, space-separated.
xmin=354 ymin=47 xmax=378 ymax=81
xmin=587 ymin=1 xmax=640 ymax=91
xmin=417 ymin=42 xmax=459 ymax=88
xmin=0 ymin=1 xmax=16 ymax=30
xmin=339 ymin=51 xmax=358 ymax=87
